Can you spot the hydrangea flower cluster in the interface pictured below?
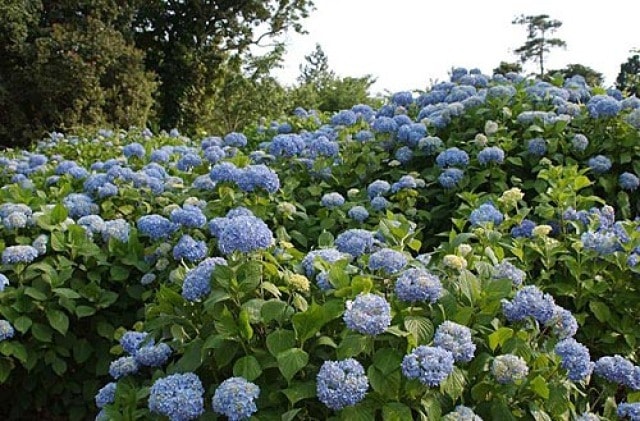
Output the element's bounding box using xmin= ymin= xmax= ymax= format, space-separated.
xmin=95 ymin=382 xmax=116 ymax=409
xmin=511 ymin=219 xmax=536 ymax=238
xmin=593 ymin=355 xmax=640 ymax=389
xmin=367 ymin=248 xmax=407 ymax=274
xmin=469 ymin=202 xmax=503 ymax=227
xmin=182 ymin=257 xmax=228 ymax=301
xmin=394 ymin=268 xmax=442 ymax=303
xmin=501 ymin=285 xmax=556 ymax=324
xmin=301 ymin=248 xmax=349 ymax=278
xmin=212 ymin=377 xmax=260 ymax=421
xmin=439 ymin=168 xmax=465 ymax=189
xmin=554 ymin=338 xmax=594 ymax=381
xmin=491 ymin=354 xmax=529 ymax=384
xmin=335 ymin=229 xmax=375 ymax=257
xmin=316 ymin=359 xmax=369 ymax=410
xmin=492 ymin=260 xmax=525 ymax=286
xmin=172 ymin=234 xmax=207 ymax=262
xmin=527 ymin=138 xmax=547 ymax=156
xmin=436 ymin=147 xmax=470 ymax=168
xmin=216 ymin=214 xmax=274 ymax=255
xmin=477 ymin=146 xmax=505 ymax=165
xmin=0 ymin=320 xmax=15 ymax=341
xmin=170 ymin=205 xmax=207 ymax=229
xmin=442 ymin=405 xmax=483 ymax=421
xmin=2 ymin=245 xmax=39 ymax=265
xmin=148 ymin=373 xmax=205 ymax=421
xmin=348 ymin=206 xmax=369 ymax=222
xmin=137 ymin=215 xmax=177 ymax=240
xmin=321 ymin=192 xmax=345 ymax=209
xmin=433 ymin=321 xmax=476 ymax=363
xmin=401 ymin=345 xmax=454 ymax=386
xmin=343 ymin=293 xmax=391 ymax=335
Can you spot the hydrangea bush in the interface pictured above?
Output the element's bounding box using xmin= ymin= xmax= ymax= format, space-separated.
xmin=0 ymin=68 xmax=640 ymax=420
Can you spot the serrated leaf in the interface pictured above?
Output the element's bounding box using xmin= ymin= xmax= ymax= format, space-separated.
xmin=382 ymin=402 xmax=412 ymax=421
xmin=488 ymin=327 xmax=513 ymax=351
xmin=13 ymin=316 xmax=32 ymax=333
xmin=589 ymin=301 xmax=610 ymax=323
xmin=233 ymin=356 xmax=262 ymax=381
xmin=282 ymin=381 xmax=316 ymax=405
xmin=277 ymin=348 xmax=308 ymax=382
xmin=266 ymin=329 xmax=296 ymax=356
xmin=529 ymin=375 xmax=550 ymax=399
xmin=46 ymin=309 xmax=69 ymax=335
xmin=404 ymin=316 xmax=433 ymax=344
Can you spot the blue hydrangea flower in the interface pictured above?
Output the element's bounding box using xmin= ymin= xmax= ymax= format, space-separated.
xmin=141 ymin=273 xmax=156 ymax=285
xmin=3 ymin=212 xmax=28 ymax=230
xmin=367 ymin=180 xmax=391 ymax=198
xmin=395 ymin=146 xmax=413 ymax=163
xmin=182 ymin=257 xmax=228 ymax=301
xmin=151 ymin=149 xmax=171 ymax=163
xmin=572 ymin=134 xmax=589 ymax=152
xmin=587 ymin=95 xmax=621 ymax=118
xmin=627 ymin=109 xmax=640 ymax=129
xmin=588 ymin=155 xmax=612 ymax=174
xmin=109 ymin=356 xmax=139 ymax=379
xmin=477 ymin=146 xmax=505 ymax=165
xmin=438 ymin=168 xmax=464 ymax=189
xmin=308 ymin=136 xmax=339 ymax=158
xmin=212 ymin=377 xmax=260 ymax=421
xmin=315 ymin=271 xmax=331 ymax=291
xmin=102 ymin=219 xmax=130 ymax=243
xmin=397 ymin=123 xmax=427 ymax=147
xmin=442 ymin=405 xmax=483 ymax=421
xmin=434 ymin=321 xmax=476 ymax=363
xmin=419 ymin=136 xmax=444 ymax=155
xmin=0 ymin=274 xmax=9 ymax=292
xmin=176 ymin=153 xmax=202 ymax=171
xmin=335 ymin=229 xmax=375 ymax=257
xmin=223 ymin=132 xmax=247 ymax=147
xmin=581 ymin=231 xmax=620 ymax=255
xmin=391 ymin=175 xmax=417 ymax=193
xmin=436 ymin=147 xmax=470 ymax=168
xmin=217 ymin=215 xmax=273 ymax=254
xmin=331 ymin=110 xmax=358 ymax=126
xmin=63 ymin=193 xmax=99 ymax=218
xmin=95 ymin=382 xmax=117 ymax=408
xmin=149 ymin=373 xmax=205 ymax=421
xmin=620 ymin=172 xmax=640 ymax=191
xmin=135 ymin=343 xmax=172 ymax=367
xmin=547 ymin=306 xmax=578 ymax=339
xmin=511 ymin=219 xmax=536 ymax=238
xmin=170 ymin=205 xmax=207 ymax=229
xmin=527 ymin=138 xmax=547 ymax=156
xmin=316 ymin=359 xmax=368 ymax=410
xmin=137 ymin=215 xmax=177 ymax=241
xmin=618 ymin=402 xmax=640 ymax=420
xmin=395 ymin=268 xmax=442 ymax=303
xmin=123 ymin=142 xmax=145 ymax=158
xmin=0 ymin=320 xmax=15 ymax=341
xmin=343 ymin=293 xmax=391 ymax=336
xmin=492 ymin=354 xmax=528 ymax=384
xmin=173 ymin=235 xmax=207 ymax=262
xmin=210 ymin=162 xmax=241 ymax=183
xmin=469 ymin=202 xmax=503 ymax=227
xmin=120 ymin=331 xmax=151 ymax=356
xmin=392 ymin=91 xmax=414 ymax=106
xmin=368 ymin=248 xmax=407 ymax=274
xmin=492 ymin=261 xmax=525 ymax=286
xmin=370 ymin=196 xmax=390 ymax=211
xmin=77 ymin=215 xmax=105 ymax=239
xmin=203 ymin=145 xmax=226 ymax=164
xmin=594 ymin=355 xmax=637 ymax=388
xmin=347 ymin=206 xmax=369 ymax=223
xmin=502 ymin=285 xmax=556 ymax=324
xmin=372 ymin=116 xmax=398 ymax=133
xmin=554 ymin=338 xmax=593 ymax=381
xmin=321 ymin=192 xmax=345 ymax=209
xmin=237 ymin=165 xmax=280 ymax=194
xmin=354 ymin=130 xmax=374 ymax=142
xmin=2 ymin=245 xmax=38 ymax=265
xmin=269 ymin=134 xmax=305 ymax=157
xmin=401 ymin=345 xmax=454 ymax=386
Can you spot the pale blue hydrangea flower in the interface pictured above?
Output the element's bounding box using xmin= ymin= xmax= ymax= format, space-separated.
xmin=401 ymin=345 xmax=454 ymax=386
xmin=316 ymin=359 xmax=368 ymax=410
xmin=343 ymin=293 xmax=391 ymax=336
xmin=149 ymin=373 xmax=205 ymax=421
xmin=491 ymin=354 xmax=529 ymax=384
xmin=212 ymin=377 xmax=260 ymax=421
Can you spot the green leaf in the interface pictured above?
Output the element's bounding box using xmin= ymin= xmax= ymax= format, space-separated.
xmin=491 ymin=400 xmax=516 ymax=420
xmin=318 ymin=231 xmax=334 ymax=247
xmin=13 ymin=316 xmax=32 ymax=333
xmin=440 ymin=367 xmax=466 ymax=401
xmin=373 ymin=348 xmax=402 ymax=375
xmin=488 ymin=327 xmax=513 ymax=351
xmin=277 ymin=348 xmax=308 ymax=382
xmin=589 ymin=301 xmax=611 ymax=323
xmin=233 ymin=356 xmax=262 ymax=381
xmin=337 ymin=333 xmax=370 ymax=359
xmin=24 ymin=287 xmax=48 ymax=301
xmin=529 ymin=375 xmax=550 ymax=399
xmin=73 ymin=339 xmax=93 ymax=364
xmin=266 ymin=329 xmax=296 ymax=356
xmin=75 ymin=306 xmax=96 ymax=318
xmin=404 ymin=316 xmax=433 ymax=344
xmin=51 ymin=357 xmax=67 ymax=376
xmin=50 ymin=204 xmax=69 ymax=224
xmin=382 ymin=403 xmax=413 ymax=421
xmin=0 ymin=359 xmax=12 ymax=383
xmin=46 ymin=309 xmax=69 ymax=335
xmin=281 ymin=409 xmax=302 ymax=421
xmin=109 ymin=266 xmax=130 ymax=281
xmin=52 ymin=288 xmax=81 ymax=299
xmin=261 ymin=300 xmax=293 ymax=324
xmin=340 ymin=404 xmax=376 ymax=421
xmin=31 ymin=323 xmax=53 ymax=342
xmin=174 ymin=339 xmax=204 ymax=372
xmin=368 ymin=366 xmax=400 ymax=400
xmin=237 ymin=261 xmax=262 ymax=293
xmin=51 ymin=231 xmax=66 ymax=252
xmin=484 ymin=278 xmax=513 ymax=300
xmin=281 ymin=381 xmax=316 ymax=405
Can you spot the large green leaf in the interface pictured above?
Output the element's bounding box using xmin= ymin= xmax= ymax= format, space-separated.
xmin=277 ymin=348 xmax=308 ymax=382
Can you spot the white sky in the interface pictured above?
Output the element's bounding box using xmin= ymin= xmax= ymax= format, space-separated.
xmin=273 ymin=0 xmax=639 ymax=94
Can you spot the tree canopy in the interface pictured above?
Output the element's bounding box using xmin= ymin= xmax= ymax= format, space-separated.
xmin=512 ymin=14 xmax=566 ymax=77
